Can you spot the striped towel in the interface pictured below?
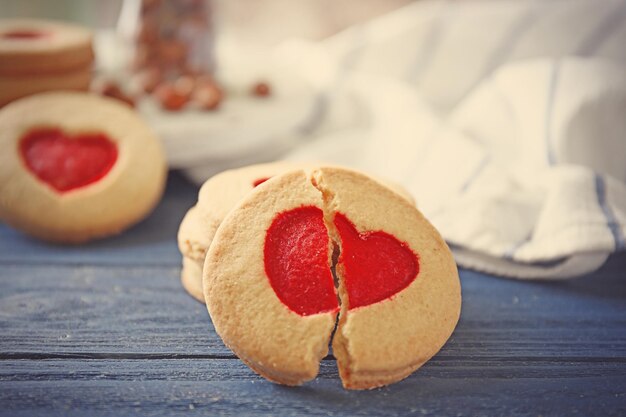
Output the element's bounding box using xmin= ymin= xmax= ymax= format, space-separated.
xmin=187 ymin=0 xmax=626 ymax=278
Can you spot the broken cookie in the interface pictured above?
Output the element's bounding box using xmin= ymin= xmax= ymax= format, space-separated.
xmin=204 ymin=166 xmax=461 ymax=389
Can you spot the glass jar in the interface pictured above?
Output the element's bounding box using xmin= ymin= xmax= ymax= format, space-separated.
xmin=118 ymin=0 xmax=215 ymax=87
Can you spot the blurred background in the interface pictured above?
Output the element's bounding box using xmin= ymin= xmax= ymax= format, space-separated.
xmin=0 ymin=0 xmax=410 ymax=41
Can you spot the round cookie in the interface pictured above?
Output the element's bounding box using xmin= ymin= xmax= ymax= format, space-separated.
xmin=0 ymin=19 xmax=93 ymax=75
xmin=204 ymin=166 xmax=460 ymax=389
xmin=0 ymin=67 xmax=91 ymax=107
xmin=0 ymin=92 xmax=167 ymax=243
xmin=178 ymin=162 xmax=415 ymax=302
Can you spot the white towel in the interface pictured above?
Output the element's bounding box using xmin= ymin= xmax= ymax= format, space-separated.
xmin=185 ymin=0 xmax=626 ymax=279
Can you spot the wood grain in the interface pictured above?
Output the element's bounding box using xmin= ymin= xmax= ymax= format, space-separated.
xmin=0 ymin=362 xmax=624 ymax=417
xmin=1 ymin=260 xmax=624 ymax=358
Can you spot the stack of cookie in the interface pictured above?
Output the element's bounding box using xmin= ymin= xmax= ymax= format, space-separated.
xmin=177 ymin=162 xmax=416 ymax=302
xmin=178 ymin=163 xmax=461 ymax=390
xmin=0 ymin=19 xmax=93 ymax=107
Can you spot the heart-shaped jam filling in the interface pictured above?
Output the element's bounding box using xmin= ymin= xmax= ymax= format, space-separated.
xmin=264 ymin=207 xmax=419 ymax=315
xmin=2 ymin=30 xmax=48 ymax=40
xmin=264 ymin=206 xmax=339 ymax=316
xmin=334 ymin=213 xmax=419 ymax=309
xmin=20 ymin=128 xmax=118 ymax=193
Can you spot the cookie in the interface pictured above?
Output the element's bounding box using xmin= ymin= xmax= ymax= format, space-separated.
xmin=178 ymin=162 xmax=415 ymax=302
xmin=0 ymin=19 xmax=93 ymax=107
xmin=0 ymin=92 xmax=167 ymax=243
xmin=0 ymin=19 xmax=93 ymax=75
xmin=181 ymin=256 xmax=205 ymax=302
xmin=0 ymin=67 xmax=91 ymax=107
xmin=204 ymin=166 xmax=460 ymax=389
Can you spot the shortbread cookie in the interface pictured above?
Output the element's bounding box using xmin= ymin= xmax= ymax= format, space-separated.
xmin=181 ymin=256 xmax=205 ymax=302
xmin=0 ymin=19 xmax=93 ymax=75
xmin=178 ymin=162 xmax=415 ymax=302
xmin=204 ymin=167 xmax=460 ymax=389
xmin=0 ymin=67 xmax=91 ymax=107
xmin=0 ymin=92 xmax=167 ymax=243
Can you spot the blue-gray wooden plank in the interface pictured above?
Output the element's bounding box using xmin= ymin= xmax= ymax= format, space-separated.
xmin=1 ymin=260 xmax=625 ymax=358
xmin=0 ymin=172 xmax=625 ymax=416
xmin=0 ymin=370 xmax=625 ymax=417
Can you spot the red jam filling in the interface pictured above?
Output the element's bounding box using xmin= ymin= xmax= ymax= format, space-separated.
xmin=264 ymin=206 xmax=339 ymax=316
xmin=334 ymin=213 xmax=419 ymax=309
xmin=2 ymin=30 xmax=48 ymax=40
xmin=19 ymin=128 xmax=118 ymax=193
xmin=252 ymin=177 xmax=270 ymax=187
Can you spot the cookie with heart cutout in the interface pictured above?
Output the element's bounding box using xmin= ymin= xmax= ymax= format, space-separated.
xmin=178 ymin=162 xmax=416 ymax=302
xmin=204 ymin=166 xmax=460 ymax=388
xmin=0 ymin=91 xmax=167 ymax=243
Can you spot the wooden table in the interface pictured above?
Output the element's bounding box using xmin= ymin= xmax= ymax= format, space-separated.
xmin=1 ymin=173 xmax=625 ymax=417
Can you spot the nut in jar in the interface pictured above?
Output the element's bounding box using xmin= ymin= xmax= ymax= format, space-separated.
xmin=118 ymin=0 xmax=219 ymax=111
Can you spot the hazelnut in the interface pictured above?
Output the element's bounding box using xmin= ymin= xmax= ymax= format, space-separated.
xmin=174 ymin=75 xmax=195 ymax=98
xmin=154 ymin=81 xmax=189 ymax=111
xmin=251 ymin=81 xmax=271 ymax=97
xmin=134 ymin=67 xmax=162 ymax=94
xmin=193 ymin=83 xmax=222 ymax=110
